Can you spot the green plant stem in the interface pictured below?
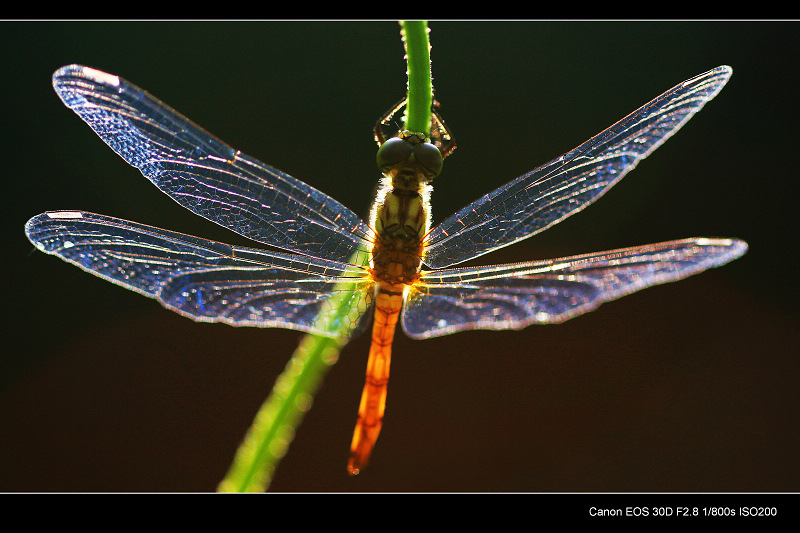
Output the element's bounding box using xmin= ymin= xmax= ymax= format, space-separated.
xmin=217 ymin=332 xmax=349 ymax=492
xmin=401 ymin=20 xmax=433 ymax=134
xmin=217 ymin=21 xmax=434 ymax=492
xmin=217 ymin=248 xmax=368 ymax=492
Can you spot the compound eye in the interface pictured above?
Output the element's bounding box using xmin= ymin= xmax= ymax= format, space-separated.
xmin=413 ymin=141 xmax=443 ymax=178
xmin=376 ymin=137 xmax=413 ymax=170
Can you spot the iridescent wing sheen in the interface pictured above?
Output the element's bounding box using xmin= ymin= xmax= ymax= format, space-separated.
xmin=25 ymin=211 xmax=373 ymax=337
xmin=402 ymin=238 xmax=747 ymax=339
xmin=52 ymin=65 xmax=373 ymax=265
xmin=423 ymin=66 xmax=732 ymax=269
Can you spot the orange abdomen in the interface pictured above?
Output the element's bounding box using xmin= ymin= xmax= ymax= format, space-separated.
xmin=347 ymin=285 xmax=403 ymax=475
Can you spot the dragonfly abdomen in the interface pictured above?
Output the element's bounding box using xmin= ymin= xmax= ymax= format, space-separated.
xmin=347 ymin=285 xmax=403 ymax=475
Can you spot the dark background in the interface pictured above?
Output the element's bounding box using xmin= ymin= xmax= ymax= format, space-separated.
xmin=1 ymin=21 xmax=797 ymax=492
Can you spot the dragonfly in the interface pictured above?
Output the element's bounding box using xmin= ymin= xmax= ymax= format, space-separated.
xmin=25 ymin=64 xmax=747 ymax=475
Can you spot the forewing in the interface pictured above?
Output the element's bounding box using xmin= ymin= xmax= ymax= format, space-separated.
xmin=26 ymin=211 xmax=373 ymax=337
xmin=403 ymin=238 xmax=747 ymax=339
xmin=423 ymin=66 xmax=732 ymax=268
xmin=52 ymin=65 xmax=372 ymax=264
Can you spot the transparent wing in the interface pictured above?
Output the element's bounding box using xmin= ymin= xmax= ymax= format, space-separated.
xmin=52 ymin=65 xmax=373 ymax=264
xmin=403 ymin=238 xmax=747 ymax=339
xmin=423 ymin=66 xmax=732 ymax=269
xmin=25 ymin=211 xmax=374 ymax=337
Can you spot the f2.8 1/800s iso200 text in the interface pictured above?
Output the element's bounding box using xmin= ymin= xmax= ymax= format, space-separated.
xmin=588 ymin=506 xmax=779 ymax=518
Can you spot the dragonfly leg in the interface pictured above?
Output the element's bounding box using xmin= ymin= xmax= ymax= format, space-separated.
xmin=373 ymin=98 xmax=409 ymax=147
xmin=373 ymin=98 xmax=457 ymax=159
xmin=429 ymin=100 xmax=456 ymax=159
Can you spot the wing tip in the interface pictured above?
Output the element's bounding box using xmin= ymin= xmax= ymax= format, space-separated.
xmin=25 ymin=211 xmax=87 ymax=250
xmin=714 ymin=64 xmax=733 ymax=75
xmin=689 ymin=65 xmax=733 ymax=97
xmin=25 ymin=211 xmax=86 ymax=230
xmin=53 ymin=64 xmax=120 ymax=88
xmin=694 ymin=236 xmax=748 ymax=260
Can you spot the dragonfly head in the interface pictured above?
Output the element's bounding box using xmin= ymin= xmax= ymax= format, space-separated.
xmin=376 ymin=130 xmax=443 ymax=184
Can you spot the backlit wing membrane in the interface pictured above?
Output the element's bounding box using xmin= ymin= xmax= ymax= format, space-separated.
xmin=52 ymin=65 xmax=373 ymax=264
xmin=25 ymin=211 xmax=373 ymax=336
xmin=403 ymin=238 xmax=747 ymax=339
xmin=33 ymin=64 xmax=746 ymax=343
xmin=423 ymin=66 xmax=732 ymax=269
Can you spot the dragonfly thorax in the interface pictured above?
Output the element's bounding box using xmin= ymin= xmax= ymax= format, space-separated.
xmin=369 ymin=181 xmax=429 ymax=286
xmin=370 ymin=247 xmax=422 ymax=286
